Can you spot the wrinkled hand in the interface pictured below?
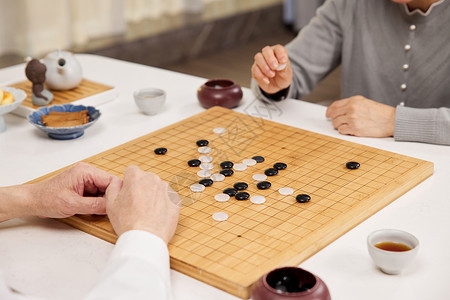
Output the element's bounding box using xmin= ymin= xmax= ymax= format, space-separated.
xmin=105 ymin=166 xmax=180 ymax=244
xmin=31 ymin=162 xmax=117 ymax=218
xmin=251 ymin=44 xmax=293 ymax=94
xmin=326 ymin=95 xmax=396 ymax=137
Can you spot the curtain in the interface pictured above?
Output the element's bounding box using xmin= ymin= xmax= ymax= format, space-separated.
xmin=0 ymin=0 xmax=281 ymax=58
xmin=0 ymin=0 xmax=126 ymax=57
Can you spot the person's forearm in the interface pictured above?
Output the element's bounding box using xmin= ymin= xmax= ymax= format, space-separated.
xmin=0 ymin=184 xmax=37 ymax=222
xmin=394 ymin=106 xmax=450 ymax=146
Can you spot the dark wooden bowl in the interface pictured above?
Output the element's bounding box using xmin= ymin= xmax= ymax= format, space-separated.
xmin=197 ymin=79 xmax=243 ymax=109
xmin=251 ymin=267 xmax=331 ymax=300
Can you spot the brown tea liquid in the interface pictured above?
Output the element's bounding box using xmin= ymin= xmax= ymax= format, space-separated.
xmin=374 ymin=241 xmax=412 ymax=252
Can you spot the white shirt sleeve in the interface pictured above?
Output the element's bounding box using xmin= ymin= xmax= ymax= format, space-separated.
xmin=0 ymin=230 xmax=172 ymax=300
xmin=84 ymin=230 xmax=172 ymax=300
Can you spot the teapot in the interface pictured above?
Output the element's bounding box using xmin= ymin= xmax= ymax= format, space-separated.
xmin=43 ymin=49 xmax=82 ymax=90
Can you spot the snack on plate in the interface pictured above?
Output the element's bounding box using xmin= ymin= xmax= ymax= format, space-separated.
xmin=0 ymin=88 xmax=15 ymax=105
xmin=41 ymin=110 xmax=89 ymax=127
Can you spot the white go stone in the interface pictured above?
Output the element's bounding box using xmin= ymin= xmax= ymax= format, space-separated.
xmin=233 ymin=163 xmax=247 ymax=171
xmin=212 ymin=212 xmax=228 ymax=221
xmin=200 ymin=162 xmax=214 ymax=170
xmin=211 ymin=173 xmax=226 ymax=182
xmin=198 ymin=146 xmax=212 ymax=154
xmin=279 ymin=187 xmax=294 ymax=195
xmin=190 ymin=184 xmax=205 ymax=192
xmin=250 ymin=195 xmax=266 ymax=204
xmin=243 ymin=158 xmax=257 ymax=166
xmin=197 ymin=170 xmax=212 ymax=178
xmin=214 ymin=193 xmax=230 ymax=202
xmin=252 ymin=173 xmax=267 ymax=181
xmin=199 ymin=155 xmax=213 ymax=163
xmin=276 ymin=63 xmax=287 ymax=71
xmin=213 ymin=127 xmax=226 ymax=134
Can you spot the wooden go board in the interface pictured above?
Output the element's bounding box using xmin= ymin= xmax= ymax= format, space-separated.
xmin=10 ymin=79 xmax=113 ymax=109
xmin=27 ymin=106 xmax=433 ymax=299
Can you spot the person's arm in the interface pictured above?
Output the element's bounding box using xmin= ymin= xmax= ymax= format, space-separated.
xmin=395 ymin=106 xmax=450 ymax=146
xmin=0 ymin=185 xmax=36 ymax=222
xmin=0 ymin=162 xmax=115 ymax=222
xmin=251 ymin=0 xmax=345 ymax=102
xmin=85 ymin=166 xmax=180 ymax=300
xmin=325 ymin=96 xmax=450 ymax=145
xmin=84 ymin=230 xmax=171 ymax=300
xmin=0 ymin=163 xmax=117 ymax=299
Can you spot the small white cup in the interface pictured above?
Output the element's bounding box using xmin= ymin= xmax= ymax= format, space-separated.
xmin=367 ymin=229 xmax=419 ymax=275
xmin=133 ymin=88 xmax=166 ymax=115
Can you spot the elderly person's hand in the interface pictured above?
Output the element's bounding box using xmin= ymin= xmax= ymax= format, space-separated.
xmin=105 ymin=166 xmax=181 ymax=244
xmin=326 ymin=95 xmax=396 ymax=138
xmin=0 ymin=162 xmax=117 ymax=222
xmin=251 ymin=44 xmax=293 ymax=94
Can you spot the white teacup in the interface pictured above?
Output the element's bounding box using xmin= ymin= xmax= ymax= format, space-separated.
xmin=367 ymin=229 xmax=419 ymax=275
xmin=134 ymin=88 xmax=166 ymax=115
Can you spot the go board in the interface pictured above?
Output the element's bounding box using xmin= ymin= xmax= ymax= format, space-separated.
xmin=27 ymin=106 xmax=433 ymax=299
xmin=9 ymin=79 xmax=117 ymax=117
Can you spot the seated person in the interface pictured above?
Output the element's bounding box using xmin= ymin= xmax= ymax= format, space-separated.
xmin=251 ymin=0 xmax=450 ymax=146
xmin=0 ymin=163 xmax=180 ymax=300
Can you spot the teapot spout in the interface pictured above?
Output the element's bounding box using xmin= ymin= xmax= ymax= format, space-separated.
xmin=57 ymin=58 xmax=66 ymax=74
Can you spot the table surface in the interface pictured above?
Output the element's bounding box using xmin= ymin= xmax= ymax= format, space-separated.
xmin=0 ymin=54 xmax=449 ymax=300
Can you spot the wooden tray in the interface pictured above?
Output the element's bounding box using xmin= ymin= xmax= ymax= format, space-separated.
xmin=27 ymin=107 xmax=433 ymax=298
xmin=9 ymin=79 xmax=117 ymax=117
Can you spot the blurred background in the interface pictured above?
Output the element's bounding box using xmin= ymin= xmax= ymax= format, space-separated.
xmin=0 ymin=0 xmax=339 ymax=103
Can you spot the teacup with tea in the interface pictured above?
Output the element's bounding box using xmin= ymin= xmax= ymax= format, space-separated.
xmin=367 ymin=229 xmax=419 ymax=275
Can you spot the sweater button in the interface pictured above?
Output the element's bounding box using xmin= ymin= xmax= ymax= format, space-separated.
xmin=409 ymin=24 xmax=416 ymax=31
xmin=401 ymin=83 xmax=407 ymax=91
xmin=402 ymin=64 xmax=409 ymax=71
xmin=404 ymin=44 xmax=411 ymax=51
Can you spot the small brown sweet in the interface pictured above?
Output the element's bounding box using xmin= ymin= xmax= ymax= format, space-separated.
xmin=41 ymin=110 xmax=89 ymax=127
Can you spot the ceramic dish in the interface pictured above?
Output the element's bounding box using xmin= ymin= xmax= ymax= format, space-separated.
xmin=28 ymin=104 xmax=100 ymax=140
xmin=0 ymin=87 xmax=27 ymax=133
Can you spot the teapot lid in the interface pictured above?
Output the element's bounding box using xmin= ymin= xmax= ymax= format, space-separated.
xmin=46 ymin=48 xmax=74 ymax=59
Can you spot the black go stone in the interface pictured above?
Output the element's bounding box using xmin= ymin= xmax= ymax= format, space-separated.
xmin=220 ymin=161 xmax=234 ymax=169
xmin=220 ymin=169 xmax=234 ymax=177
xmin=252 ymin=156 xmax=265 ymax=163
xmin=196 ymin=139 xmax=209 ymax=147
xmin=296 ymin=194 xmax=311 ymax=203
xmin=273 ymin=162 xmax=287 ymax=170
xmin=264 ymin=168 xmax=279 ymax=176
xmin=274 ymin=274 xmax=300 ymax=293
xmin=257 ymin=181 xmax=271 ymax=190
xmin=346 ymin=161 xmax=360 ymax=170
xmin=223 ymin=188 xmax=238 ymax=197
xmin=235 ymin=192 xmax=250 ymax=200
xmin=187 ymin=159 xmax=201 ymax=167
xmin=233 ymin=182 xmax=248 ymax=190
xmin=154 ymin=147 xmax=167 ymax=155
xmin=199 ymin=178 xmax=213 ymax=187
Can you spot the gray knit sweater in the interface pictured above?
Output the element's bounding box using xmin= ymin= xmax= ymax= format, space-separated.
xmin=252 ymin=0 xmax=450 ymax=146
